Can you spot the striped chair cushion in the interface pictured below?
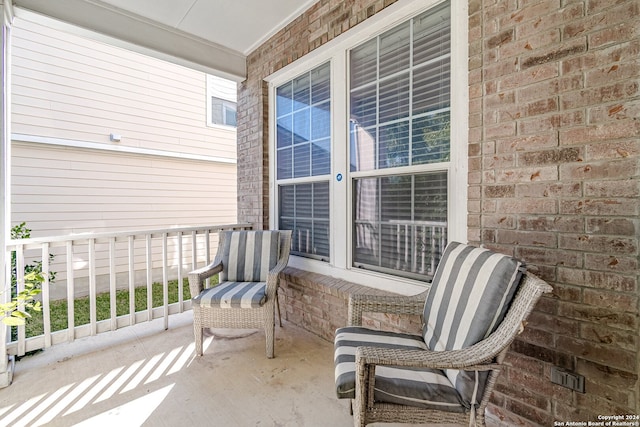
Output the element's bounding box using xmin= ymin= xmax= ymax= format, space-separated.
xmin=219 ymin=231 xmax=280 ymax=283
xmin=192 ymin=281 xmax=267 ymax=308
xmin=334 ymin=327 xmax=465 ymax=412
xmin=422 ymin=241 xmax=524 ymax=407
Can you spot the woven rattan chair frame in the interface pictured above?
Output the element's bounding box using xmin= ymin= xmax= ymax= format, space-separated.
xmin=346 ymin=271 xmax=552 ymax=427
xmin=188 ymin=230 xmax=292 ymax=358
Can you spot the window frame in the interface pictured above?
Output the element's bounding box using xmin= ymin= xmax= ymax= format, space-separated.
xmin=267 ymin=0 xmax=467 ymax=295
xmin=206 ymin=74 xmax=238 ymax=128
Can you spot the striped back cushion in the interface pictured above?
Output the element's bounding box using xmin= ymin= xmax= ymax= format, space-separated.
xmin=219 ymin=231 xmax=280 ymax=282
xmin=422 ymin=242 xmax=524 ymax=405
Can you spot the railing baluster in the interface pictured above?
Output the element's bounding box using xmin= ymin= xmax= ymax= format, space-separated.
xmin=162 ymin=233 xmax=168 ymax=330
xmin=146 ymin=234 xmax=152 ymax=322
xmin=204 ymin=230 xmax=211 ymax=288
xmin=109 ymin=237 xmax=117 ymax=331
xmin=191 ymin=231 xmax=197 ymax=272
xmin=66 ymin=241 xmax=75 ymax=342
xmin=88 ymin=239 xmax=97 ymax=336
xmin=128 ymin=236 xmax=135 ymax=326
xmin=420 ymin=226 xmax=426 ymax=274
xmin=177 ymin=232 xmax=184 ymax=311
xmin=15 ymin=245 xmax=25 ymax=356
xmin=41 ymin=243 xmax=51 ymax=348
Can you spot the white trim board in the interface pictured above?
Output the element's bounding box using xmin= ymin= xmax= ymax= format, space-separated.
xmin=12 ymin=133 xmax=237 ymax=164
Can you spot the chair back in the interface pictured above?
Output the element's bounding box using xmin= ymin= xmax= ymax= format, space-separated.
xmin=219 ymin=230 xmax=281 ymax=282
xmin=422 ymin=242 xmax=525 ymax=406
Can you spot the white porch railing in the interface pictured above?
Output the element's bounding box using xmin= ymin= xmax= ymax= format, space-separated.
xmin=389 ymin=220 xmax=448 ymax=276
xmin=4 ymin=223 xmax=252 ymax=357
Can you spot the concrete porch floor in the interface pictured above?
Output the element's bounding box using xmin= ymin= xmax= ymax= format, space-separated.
xmin=0 ymin=312 xmax=497 ymax=427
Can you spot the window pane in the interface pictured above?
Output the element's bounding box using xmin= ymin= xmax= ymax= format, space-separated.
xmin=350 ymin=122 xmax=377 ymax=172
xmin=350 ymin=85 xmax=377 ymax=129
xmin=412 ymin=110 xmax=450 ymax=164
xmin=277 ymin=116 xmax=293 ymax=148
xmin=293 ymin=109 xmax=310 ymax=143
xmin=311 ymin=101 xmax=331 ymax=140
xmin=413 ymin=59 xmax=450 ymax=115
xmin=379 ymin=122 xmax=409 ymax=168
xmin=350 ymin=39 xmax=377 ymax=88
xmin=413 ymin=3 xmax=451 ymax=66
xmin=378 ymin=72 xmax=410 ymax=123
xmin=353 ymin=172 xmax=448 ymax=280
xmin=225 ymin=105 xmax=237 ymax=126
xmin=312 ymin=138 xmax=331 ymax=176
xmin=293 ymin=144 xmax=311 ymax=178
xmin=279 ymin=182 xmax=330 ymax=259
xmin=276 ymin=82 xmax=293 ymax=116
xmin=277 ymin=147 xmax=292 ymax=180
xmin=311 ymin=62 xmax=331 ymax=104
xmin=293 ymin=74 xmax=310 ymax=108
xmin=379 ymin=22 xmax=410 ymax=78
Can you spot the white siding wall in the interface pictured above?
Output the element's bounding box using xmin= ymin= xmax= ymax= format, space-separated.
xmin=10 ymin=14 xmax=238 ymax=238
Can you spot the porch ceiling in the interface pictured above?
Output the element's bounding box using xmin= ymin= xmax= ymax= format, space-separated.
xmin=9 ymin=0 xmax=317 ymax=81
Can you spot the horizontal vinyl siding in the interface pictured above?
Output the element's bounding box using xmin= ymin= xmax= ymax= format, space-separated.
xmin=12 ymin=143 xmax=238 ymax=237
xmin=11 ymin=15 xmax=237 ymax=160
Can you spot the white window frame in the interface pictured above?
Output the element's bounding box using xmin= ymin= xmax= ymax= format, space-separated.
xmin=206 ymin=74 xmax=237 ymax=128
xmin=267 ymin=0 xmax=467 ymax=295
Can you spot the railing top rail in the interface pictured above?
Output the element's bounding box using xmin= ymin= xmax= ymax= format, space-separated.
xmin=6 ymin=223 xmax=254 ymax=249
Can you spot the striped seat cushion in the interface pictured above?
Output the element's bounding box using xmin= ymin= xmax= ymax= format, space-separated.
xmin=422 ymin=241 xmax=524 ymax=407
xmin=219 ymin=231 xmax=280 ymax=283
xmin=334 ymin=327 xmax=465 ymax=412
xmin=193 ymin=281 xmax=267 ymax=308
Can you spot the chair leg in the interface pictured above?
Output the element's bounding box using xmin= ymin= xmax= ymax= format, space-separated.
xmin=194 ymin=324 xmax=204 ymax=356
xmin=276 ymin=290 xmax=282 ymax=327
xmin=265 ymin=304 xmax=275 ymax=358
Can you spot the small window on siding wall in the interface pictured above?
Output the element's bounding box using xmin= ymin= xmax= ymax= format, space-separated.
xmin=207 ymin=75 xmax=237 ymax=127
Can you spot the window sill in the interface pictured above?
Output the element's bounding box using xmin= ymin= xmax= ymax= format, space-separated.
xmin=287 ymin=255 xmax=430 ymax=296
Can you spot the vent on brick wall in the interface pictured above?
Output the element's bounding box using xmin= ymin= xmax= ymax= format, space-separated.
xmin=550 ymin=367 xmax=585 ymax=393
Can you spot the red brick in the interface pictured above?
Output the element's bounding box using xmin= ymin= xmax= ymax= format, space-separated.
xmin=496 ymin=229 xmax=556 ymax=247
xmin=520 ymin=111 xmax=585 ymax=135
xmin=515 ymin=182 xmax=582 ymax=198
xmin=518 ymin=215 xmax=583 ymax=233
xmin=515 ymin=246 xmax=581 ymax=267
xmin=583 ymin=288 xmax=637 ymax=312
xmin=585 ymin=253 xmax=638 ymax=274
xmin=560 ymin=80 xmax=639 ymax=110
xmin=581 ymin=323 xmax=637 ymax=351
xmin=559 ymin=301 xmax=637 ymax=331
xmin=559 ymin=159 xmax=639 ymax=181
xmin=585 ymin=139 xmax=640 ymax=161
xmin=585 ymin=217 xmax=637 ymax=235
xmin=559 ymin=198 xmax=639 ymax=217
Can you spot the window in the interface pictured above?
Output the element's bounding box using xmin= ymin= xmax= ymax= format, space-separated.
xmin=350 ymin=1 xmax=450 ymax=280
xmin=275 ymin=63 xmax=331 ymax=259
xmin=207 ymin=75 xmax=237 ymax=127
xmin=270 ymin=0 xmax=465 ymax=289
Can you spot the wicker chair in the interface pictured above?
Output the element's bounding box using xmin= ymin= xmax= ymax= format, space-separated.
xmin=334 ymin=242 xmax=553 ymax=427
xmin=188 ymin=229 xmax=291 ymax=358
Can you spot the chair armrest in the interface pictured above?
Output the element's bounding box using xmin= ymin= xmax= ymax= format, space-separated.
xmin=348 ymin=291 xmax=429 ymax=326
xmin=187 ymin=260 xmax=223 ymax=298
xmin=355 ymin=345 xmax=498 ymax=372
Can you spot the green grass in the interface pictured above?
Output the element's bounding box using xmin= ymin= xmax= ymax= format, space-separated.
xmin=22 ymin=278 xmax=210 ymax=338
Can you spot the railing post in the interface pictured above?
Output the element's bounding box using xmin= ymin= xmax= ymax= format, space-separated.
xmin=0 ymin=0 xmax=14 ymax=388
xmin=42 ymin=243 xmax=51 ymax=348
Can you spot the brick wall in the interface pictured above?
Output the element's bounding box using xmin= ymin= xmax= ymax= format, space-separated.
xmin=469 ymin=0 xmax=639 ymax=424
xmin=239 ymin=0 xmax=639 ymax=425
